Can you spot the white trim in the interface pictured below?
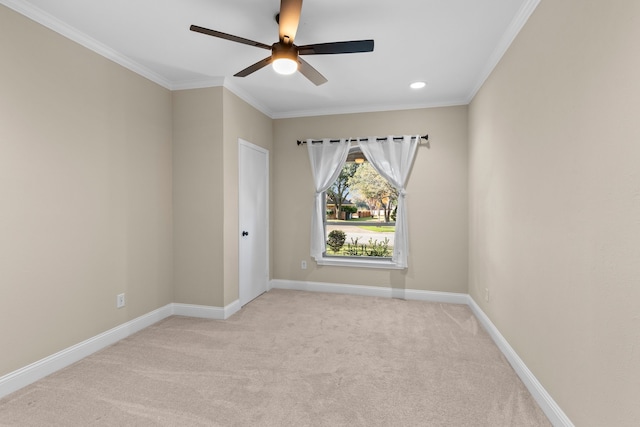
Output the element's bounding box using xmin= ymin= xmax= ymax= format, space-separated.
xmin=270 ymin=99 xmax=469 ymax=120
xmin=0 ymin=300 xmax=242 ymax=400
xmin=1 ymin=0 xmax=539 ymax=119
xmin=270 ymin=279 xmax=572 ymax=426
xmin=468 ymin=297 xmax=574 ymax=427
xmin=172 ymin=300 xmax=241 ymax=320
xmin=223 ymin=80 xmax=274 ymax=118
xmin=403 ymin=288 xmax=469 ymax=305
xmin=161 ymin=76 xmax=466 ymax=120
xmin=169 ymin=79 xmax=276 ymax=120
xmin=0 ymin=304 xmax=173 ymax=400
xmin=271 ymin=279 xmax=392 ymax=298
xmin=222 ymin=299 xmax=242 ymax=319
xmin=269 ymin=279 xmax=468 ymax=305
xmin=238 ymin=139 xmax=270 ymax=307
xmin=315 ymin=257 xmax=405 ymax=270
xmin=466 ymin=0 xmax=541 ymax=103
xmin=0 ymin=0 xmax=172 ymax=90
xmin=0 ymin=281 xmax=571 ymax=426
xmin=170 ymin=77 xmax=226 ymax=92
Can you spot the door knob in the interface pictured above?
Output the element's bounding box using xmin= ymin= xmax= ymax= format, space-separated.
xmin=242 ymin=231 xmax=249 ymax=236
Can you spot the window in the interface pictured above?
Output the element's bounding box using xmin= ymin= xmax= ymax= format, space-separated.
xmin=307 ymin=136 xmax=419 ymax=269
xmin=323 ymin=147 xmax=397 ymax=261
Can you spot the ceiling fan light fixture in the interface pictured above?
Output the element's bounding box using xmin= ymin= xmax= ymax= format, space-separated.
xmin=273 ymin=57 xmax=298 ymax=75
xmin=190 ymin=0 xmax=374 ymax=85
xmin=272 ymin=42 xmax=299 ymax=75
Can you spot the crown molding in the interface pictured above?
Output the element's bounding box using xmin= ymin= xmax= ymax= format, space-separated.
xmin=222 ymin=79 xmax=276 ymax=118
xmin=270 ymin=98 xmax=469 ymax=120
xmin=1 ymin=0 xmax=172 ymax=89
xmin=465 ymin=0 xmax=541 ymax=103
xmin=166 ymin=77 xmax=464 ymax=120
xmin=170 ymin=77 xmax=226 ymax=91
xmin=2 ymin=0 xmax=539 ymax=119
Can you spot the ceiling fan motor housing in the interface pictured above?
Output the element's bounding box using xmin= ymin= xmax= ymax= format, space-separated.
xmin=190 ymin=0 xmax=373 ymax=85
xmin=272 ymin=42 xmax=298 ymax=62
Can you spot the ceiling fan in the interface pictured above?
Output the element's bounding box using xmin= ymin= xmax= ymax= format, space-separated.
xmin=190 ymin=0 xmax=374 ymax=86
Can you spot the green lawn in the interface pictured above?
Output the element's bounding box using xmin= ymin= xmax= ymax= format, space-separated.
xmin=358 ymin=225 xmax=395 ymax=232
xmin=327 ymin=216 xmax=395 ymax=232
xmin=329 ymin=217 xmax=393 ymax=223
xmin=329 ymin=217 xmax=379 ymax=222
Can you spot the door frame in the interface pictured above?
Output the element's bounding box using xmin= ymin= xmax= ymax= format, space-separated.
xmin=238 ymin=138 xmax=269 ymax=306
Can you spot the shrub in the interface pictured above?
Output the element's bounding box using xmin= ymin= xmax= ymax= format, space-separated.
xmin=327 ymin=230 xmax=346 ymax=253
xmin=365 ymin=237 xmax=391 ymax=257
xmin=341 ymin=205 xmax=358 ymax=213
xmin=345 ymin=237 xmax=362 ymax=256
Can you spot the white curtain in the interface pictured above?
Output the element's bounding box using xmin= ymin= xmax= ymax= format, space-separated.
xmin=307 ymin=138 xmax=351 ymax=261
xmin=358 ymin=135 xmax=419 ymax=268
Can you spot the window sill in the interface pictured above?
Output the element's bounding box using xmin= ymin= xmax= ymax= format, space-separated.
xmin=316 ymin=256 xmax=405 ymax=269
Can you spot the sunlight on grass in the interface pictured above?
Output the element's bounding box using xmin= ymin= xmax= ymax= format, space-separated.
xmin=358 ymin=225 xmax=395 ymax=232
xmin=329 ymin=217 xmax=382 ymax=223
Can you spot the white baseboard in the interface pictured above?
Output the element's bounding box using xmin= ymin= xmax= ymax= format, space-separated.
xmin=269 ymin=279 xmax=469 ymax=305
xmin=0 ymin=284 xmax=571 ymax=427
xmin=0 ymin=299 xmax=242 ymax=400
xmin=270 ymin=279 xmax=572 ymax=427
xmin=0 ymin=304 xmax=173 ymax=400
xmin=467 ymin=298 xmax=574 ymax=427
xmin=172 ymin=300 xmax=241 ymax=320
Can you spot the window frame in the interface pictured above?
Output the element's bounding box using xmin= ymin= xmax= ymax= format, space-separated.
xmin=317 ymin=148 xmax=402 ymax=269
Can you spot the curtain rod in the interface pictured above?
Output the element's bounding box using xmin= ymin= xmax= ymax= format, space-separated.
xmin=296 ymin=134 xmax=429 ymax=146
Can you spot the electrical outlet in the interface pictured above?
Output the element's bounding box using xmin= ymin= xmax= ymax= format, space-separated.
xmin=301 ymin=260 xmax=307 ymax=270
xmin=484 ymin=288 xmax=490 ymax=302
xmin=116 ymin=293 xmax=125 ymax=309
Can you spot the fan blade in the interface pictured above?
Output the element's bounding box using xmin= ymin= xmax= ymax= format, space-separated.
xmin=278 ymin=0 xmax=302 ymax=43
xmin=298 ymin=58 xmax=327 ymax=86
xmin=298 ymin=40 xmax=374 ymax=55
xmin=190 ymin=25 xmax=271 ymax=50
xmin=234 ymin=56 xmax=273 ymax=77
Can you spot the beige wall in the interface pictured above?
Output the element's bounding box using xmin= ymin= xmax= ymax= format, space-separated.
xmin=221 ymin=89 xmax=273 ymax=306
xmin=172 ymin=87 xmax=273 ymax=308
xmin=172 ymin=87 xmax=224 ymax=306
xmin=9 ymin=1 xmax=640 ymax=422
xmin=468 ymin=0 xmax=640 ymax=425
xmin=0 ymin=6 xmax=173 ymax=376
xmin=273 ymin=107 xmax=468 ymax=293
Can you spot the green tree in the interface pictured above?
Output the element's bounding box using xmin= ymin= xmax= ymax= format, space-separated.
xmin=326 ymin=163 xmax=359 ymax=218
xmin=348 ymin=162 xmax=398 ymax=222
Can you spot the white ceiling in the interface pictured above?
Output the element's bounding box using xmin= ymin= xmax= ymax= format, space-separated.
xmin=2 ymin=0 xmax=539 ymax=118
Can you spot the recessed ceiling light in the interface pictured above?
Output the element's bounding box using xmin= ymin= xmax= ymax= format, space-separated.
xmin=410 ymin=81 xmax=426 ymax=89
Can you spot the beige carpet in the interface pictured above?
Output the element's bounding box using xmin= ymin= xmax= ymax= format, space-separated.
xmin=0 ymin=289 xmax=551 ymax=426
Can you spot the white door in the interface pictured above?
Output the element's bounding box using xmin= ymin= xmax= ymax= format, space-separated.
xmin=238 ymin=139 xmax=269 ymax=306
